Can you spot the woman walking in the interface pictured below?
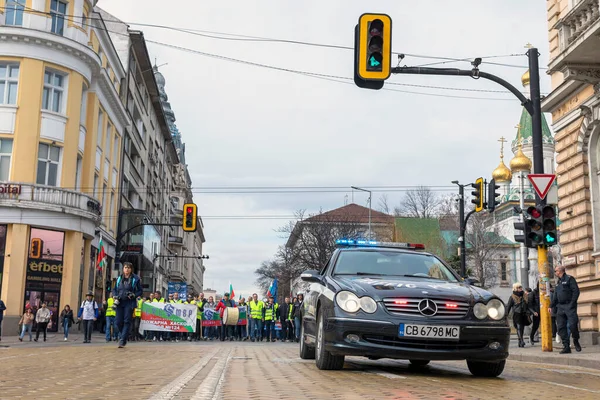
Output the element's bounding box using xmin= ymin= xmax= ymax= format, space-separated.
xmin=18 ymin=308 xmax=35 ymax=342
xmin=60 ymin=305 xmax=75 ymax=341
xmin=34 ymin=302 xmax=51 ymax=342
xmin=506 ymin=283 xmax=537 ymax=347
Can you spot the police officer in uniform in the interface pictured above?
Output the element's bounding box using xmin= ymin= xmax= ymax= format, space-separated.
xmin=549 ymin=265 xmax=581 ymax=353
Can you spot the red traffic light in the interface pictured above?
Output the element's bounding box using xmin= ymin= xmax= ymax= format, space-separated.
xmin=186 ymin=207 xmax=193 ymax=214
xmin=527 ymin=206 xmax=541 ymax=219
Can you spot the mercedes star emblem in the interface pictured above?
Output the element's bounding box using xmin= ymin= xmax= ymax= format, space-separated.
xmin=418 ymin=299 xmax=438 ymax=316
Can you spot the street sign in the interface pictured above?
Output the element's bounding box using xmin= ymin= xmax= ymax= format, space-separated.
xmin=527 ymin=174 xmax=556 ymax=200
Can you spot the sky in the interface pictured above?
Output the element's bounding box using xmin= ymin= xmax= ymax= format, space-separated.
xmin=98 ymin=0 xmax=553 ymax=299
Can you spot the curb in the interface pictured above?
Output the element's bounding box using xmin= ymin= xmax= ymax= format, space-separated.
xmin=509 ymin=352 xmax=600 ymax=370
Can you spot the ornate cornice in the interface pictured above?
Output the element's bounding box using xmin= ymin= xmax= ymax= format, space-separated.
xmin=561 ymin=63 xmax=600 ymax=85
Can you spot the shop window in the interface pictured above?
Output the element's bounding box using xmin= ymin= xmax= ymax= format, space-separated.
xmin=4 ymin=0 xmax=25 ymax=26
xmin=42 ymin=69 xmax=66 ymax=113
xmin=50 ymin=0 xmax=67 ymax=36
xmin=36 ymin=143 xmax=61 ymax=186
xmin=0 ymin=138 xmax=13 ymax=181
xmin=0 ymin=63 xmax=20 ymax=105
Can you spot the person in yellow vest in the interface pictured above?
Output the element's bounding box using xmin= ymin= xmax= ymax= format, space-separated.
xmin=131 ymin=295 xmax=144 ymax=342
xmin=105 ymin=296 xmax=118 ymax=342
xmin=194 ymin=293 xmax=207 ymax=341
xmin=170 ymin=292 xmax=185 ymax=342
xmin=264 ymin=296 xmax=279 ymax=343
xmin=152 ymin=291 xmax=165 ymax=341
xmin=248 ymin=293 xmax=264 ymax=342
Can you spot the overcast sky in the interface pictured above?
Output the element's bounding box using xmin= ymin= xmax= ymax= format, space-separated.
xmin=99 ymin=0 xmax=552 ymax=299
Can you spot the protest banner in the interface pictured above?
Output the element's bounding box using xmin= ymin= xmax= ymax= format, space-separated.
xmin=140 ymin=302 xmax=197 ymax=333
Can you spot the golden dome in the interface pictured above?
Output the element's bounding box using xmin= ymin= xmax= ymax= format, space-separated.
xmin=493 ymin=160 xmax=512 ymax=182
xmin=521 ymin=70 xmax=530 ymax=87
xmin=510 ymin=147 xmax=532 ymax=172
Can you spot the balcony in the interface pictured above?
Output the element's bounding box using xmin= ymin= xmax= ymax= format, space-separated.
xmin=0 ymin=182 xmax=101 ymax=237
xmin=169 ymin=227 xmax=184 ymax=246
xmin=549 ymin=0 xmax=600 ymax=79
xmin=168 ymin=264 xmax=185 ymax=281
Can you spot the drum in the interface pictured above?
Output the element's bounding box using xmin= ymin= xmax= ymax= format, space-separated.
xmin=222 ymin=307 xmax=239 ymax=326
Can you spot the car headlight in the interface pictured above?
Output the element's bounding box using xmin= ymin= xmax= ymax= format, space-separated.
xmin=486 ymin=299 xmax=505 ymax=320
xmin=336 ymin=291 xmax=361 ymax=313
xmin=359 ymin=296 xmax=377 ymax=313
xmin=473 ymin=303 xmax=488 ymax=319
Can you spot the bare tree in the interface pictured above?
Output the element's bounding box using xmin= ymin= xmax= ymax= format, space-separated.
xmin=395 ymin=186 xmax=441 ymax=218
xmin=378 ymin=194 xmax=391 ymax=214
xmin=466 ymin=212 xmax=505 ymax=289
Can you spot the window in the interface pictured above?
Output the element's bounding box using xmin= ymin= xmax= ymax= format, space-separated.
xmin=93 ymin=174 xmax=99 ymax=197
xmin=81 ymin=12 xmax=88 ymax=31
xmin=0 ymin=139 xmax=13 ymax=181
xmin=80 ymin=85 xmax=88 ymax=126
xmin=105 ymin=122 xmax=112 ymax=152
xmin=96 ymin=110 xmax=104 ymax=146
xmin=501 ymin=262 xmax=507 ymax=281
xmin=50 ymin=0 xmax=67 ymax=36
xmin=74 ymin=155 xmax=83 ymax=190
xmin=0 ymin=64 xmax=19 ymax=105
xmin=102 ymin=183 xmax=107 ymax=208
xmin=36 ymin=143 xmax=61 ymax=186
xmin=42 ymin=70 xmax=65 ymax=113
xmin=113 ymin=135 xmax=119 ymax=162
xmin=5 ymin=0 xmax=25 ymax=26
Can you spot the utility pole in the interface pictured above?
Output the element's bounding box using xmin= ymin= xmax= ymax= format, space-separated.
xmin=528 ymin=48 xmax=552 ymax=352
xmin=351 ymin=186 xmax=372 ymax=240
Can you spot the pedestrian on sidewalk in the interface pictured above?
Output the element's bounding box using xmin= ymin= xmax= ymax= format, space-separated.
xmin=113 ymin=262 xmax=143 ymax=348
xmin=60 ymin=305 xmax=75 ymax=341
xmin=550 ymin=265 xmax=581 ymax=353
xmin=0 ymin=297 xmax=6 ymax=341
xmin=506 ymin=283 xmax=536 ymax=348
xmin=525 ymin=287 xmax=540 ymax=345
xmin=78 ymin=292 xmax=98 ymax=343
xmin=18 ymin=308 xmax=34 ymax=342
xmin=34 ymin=302 xmax=51 ymax=342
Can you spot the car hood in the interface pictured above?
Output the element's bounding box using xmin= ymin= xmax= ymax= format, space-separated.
xmin=332 ymin=276 xmax=494 ymax=303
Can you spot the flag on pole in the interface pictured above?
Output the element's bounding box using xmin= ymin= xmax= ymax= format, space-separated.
xmin=267 ymin=279 xmax=278 ymax=299
xmin=228 ymin=281 xmax=235 ymax=299
xmin=96 ymin=234 xmax=106 ymax=272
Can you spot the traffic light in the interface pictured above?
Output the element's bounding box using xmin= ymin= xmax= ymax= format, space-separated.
xmin=182 ymin=203 xmax=197 ymax=232
xmin=487 ymin=178 xmax=501 ymax=213
xmin=354 ymin=13 xmax=392 ymax=90
xmin=513 ymin=219 xmax=531 ymax=248
xmin=471 ymin=177 xmax=484 ymax=212
xmin=525 ymin=205 xmax=544 ymax=247
xmin=542 ymin=205 xmax=558 ymax=246
xmin=30 ymin=238 xmax=42 ymax=259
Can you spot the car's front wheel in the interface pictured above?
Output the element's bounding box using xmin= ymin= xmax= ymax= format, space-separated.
xmin=466 ymin=360 xmax=506 ymax=377
xmin=315 ymin=310 xmax=345 ymax=370
xmin=299 ymin=319 xmax=315 ymax=360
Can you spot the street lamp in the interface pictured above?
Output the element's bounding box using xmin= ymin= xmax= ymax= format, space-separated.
xmin=351 ymin=186 xmax=372 ymax=240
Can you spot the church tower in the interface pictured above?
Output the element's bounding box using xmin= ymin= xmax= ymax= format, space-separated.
xmin=492 ymin=137 xmax=512 ymax=199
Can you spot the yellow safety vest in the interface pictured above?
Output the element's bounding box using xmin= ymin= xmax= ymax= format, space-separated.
xmin=249 ymin=300 xmax=264 ymax=319
xmin=265 ymin=303 xmax=278 ymax=321
xmin=106 ymin=298 xmax=116 ymax=317
xmin=153 ymin=298 xmax=165 ymax=303
xmin=287 ymin=303 xmax=293 ymax=320
xmin=134 ymin=299 xmax=143 ymax=317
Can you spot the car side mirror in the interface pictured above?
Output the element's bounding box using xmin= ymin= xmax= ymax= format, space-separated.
xmin=300 ymin=270 xmax=322 ymax=283
xmin=464 ymin=277 xmax=482 ymax=287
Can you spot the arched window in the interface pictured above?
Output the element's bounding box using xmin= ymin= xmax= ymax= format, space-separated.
xmin=588 ymin=123 xmax=600 ymax=251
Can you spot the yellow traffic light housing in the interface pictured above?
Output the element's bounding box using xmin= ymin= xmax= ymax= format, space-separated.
xmin=183 ymin=203 xmax=198 ymax=232
xmin=471 ymin=177 xmax=484 ymax=212
xmin=30 ymin=238 xmax=42 ymax=259
xmin=357 ymin=13 xmax=392 ymax=81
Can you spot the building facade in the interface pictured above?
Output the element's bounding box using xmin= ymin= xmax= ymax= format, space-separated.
xmin=0 ymin=0 xmax=127 ymax=334
xmin=543 ymin=0 xmax=600 ymax=334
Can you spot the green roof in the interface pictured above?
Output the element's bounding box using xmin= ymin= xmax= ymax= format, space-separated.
xmin=512 ymin=107 xmax=554 ymax=149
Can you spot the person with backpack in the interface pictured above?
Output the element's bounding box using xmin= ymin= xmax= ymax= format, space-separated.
xmin=78 ymin=292 xmax=99 ymax=343
xmin=506 ymin=282 xmax=536 ymax=348
xmin=112 ymin=262 xmax=143 ymax=348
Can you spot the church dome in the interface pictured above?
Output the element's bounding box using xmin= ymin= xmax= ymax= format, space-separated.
xmin=492 ymin=160 xmax=512 ymax=182
xmin=521 ymin=70 xmax=530 ymax=87
xmin=510 ymin=147 xmax=532 ymax=172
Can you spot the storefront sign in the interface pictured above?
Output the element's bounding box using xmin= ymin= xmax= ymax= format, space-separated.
xmin=563 ymin=256 xmax=577 ymax=267
xmin=0 ymin=183 xmax=21 ymax=195
xmin=26 ymin=258 xmax=63 ymax=283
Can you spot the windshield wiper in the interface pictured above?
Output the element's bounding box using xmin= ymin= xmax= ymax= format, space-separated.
xmin=335 ymin=272 xmax=385 ymax=276
xmin=400 ymin=274 xmax=444 ymax=281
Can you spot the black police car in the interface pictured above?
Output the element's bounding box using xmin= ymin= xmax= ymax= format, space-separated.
xmin=298 ymin=239 xmax=510 ymax=377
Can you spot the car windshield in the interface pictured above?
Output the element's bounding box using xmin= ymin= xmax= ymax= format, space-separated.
xmin=333 ymin=250 xmax=459 ymax=282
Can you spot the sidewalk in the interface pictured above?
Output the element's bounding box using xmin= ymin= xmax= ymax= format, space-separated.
xmin=0 ymin=331 xmax=110 ymax=346
xmin=508 ymin=336 xmax=600 ymax=370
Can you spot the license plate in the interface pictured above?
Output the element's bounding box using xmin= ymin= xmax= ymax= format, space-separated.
xmin=398 ymin=324 xmax=460 ymax=340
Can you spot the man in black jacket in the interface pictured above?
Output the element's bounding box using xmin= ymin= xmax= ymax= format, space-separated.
xmin=113 ymin=262 xmax=143 ymax=348
xmin=549 ymin=265 xmax=581 ymax=353
xmin=292 ymin=293 xmax=304 ymax=342
xmin=279 ymin=297 xmax=291 ymax=342
xmin=526 ymin=287 xmax=540 ymax=344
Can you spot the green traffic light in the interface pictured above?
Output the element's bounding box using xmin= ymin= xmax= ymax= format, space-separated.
xmin=545 ymin=232 xmax=557 ymax=244
xmin=369 ymin=56 xmax=381 ymax=67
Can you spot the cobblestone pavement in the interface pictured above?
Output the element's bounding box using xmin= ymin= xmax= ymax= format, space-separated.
xmin=2 ymin=338 xmax=600 ymax=399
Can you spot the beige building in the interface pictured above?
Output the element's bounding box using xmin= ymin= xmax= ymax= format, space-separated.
xmin=543 ymin=0 xmax=600 ymax=335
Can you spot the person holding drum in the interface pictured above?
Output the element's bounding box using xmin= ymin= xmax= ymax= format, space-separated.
xmin=215 ymin=292 xmax=237 ymax=341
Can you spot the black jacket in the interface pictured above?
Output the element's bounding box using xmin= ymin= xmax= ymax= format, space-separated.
xmin=551 ymin=274 xmax=579 ymax=309
xmin=113 ymin=274 xmax=143 ymax=301
xmin=279 ymin=302 xmax=291 ymax=321
xmin=292 ymin=300 xmax=303 ymax=319
xmin=506 ymin=293 xmax=535 ymax=316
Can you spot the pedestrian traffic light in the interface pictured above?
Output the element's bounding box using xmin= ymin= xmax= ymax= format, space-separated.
xmin=542 ymin=205 xmax=558 ymax=246
xmin=30 ymin=238 xmax=42 ymax=259
xmin=487 ymin=178 xmax=501 ymax=213
xmin=354 ymin=13 xmax=392 ymax=89
xmin=525 ymin=205 xmax=544 ymax=247
xmin=513 ymin=219 xmax=531 ymax=248
xmin=471 ymin=177 xmax=484 ymax=212
xmin=182 ymin=203 xmax=197 ymax=232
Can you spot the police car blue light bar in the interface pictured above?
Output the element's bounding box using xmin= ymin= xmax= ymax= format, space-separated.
xmin=335 ymin=239 xmax=425 ymax=250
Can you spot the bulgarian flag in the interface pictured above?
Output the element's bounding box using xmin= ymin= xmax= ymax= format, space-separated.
xmin=228 ymin=282 xmax=235 ymax=299
xmin=266 ymin=279 xmax=278 ymax=299
xmin=96 ymin=235 xmax=106 ymax=272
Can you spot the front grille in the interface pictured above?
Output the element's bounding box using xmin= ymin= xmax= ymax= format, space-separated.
xmin=363 ymin=335 xmax=487 ymax=350
xmin=383 ymin=298 xmax=469 ymax=318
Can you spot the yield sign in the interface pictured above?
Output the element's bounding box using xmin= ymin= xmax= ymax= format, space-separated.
xmin=527 ymin=174 xmax=556 ymax=200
